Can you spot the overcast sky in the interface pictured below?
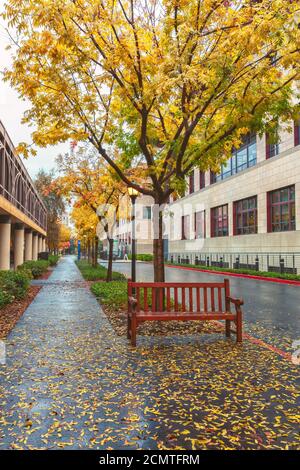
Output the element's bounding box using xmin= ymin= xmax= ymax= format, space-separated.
xmin=0 ymin=23 xmax=69 ymax=180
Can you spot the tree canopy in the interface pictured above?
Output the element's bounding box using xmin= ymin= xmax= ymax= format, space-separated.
xmin=4 ymin=0 xmax=300 ymax=279
xmin=4 ymin=0 xmax=300 ymax=201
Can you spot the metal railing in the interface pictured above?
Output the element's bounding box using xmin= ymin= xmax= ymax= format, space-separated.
xmin=0 ymin=120 xmax=47 ymax=231
xmin=168 ymin=251 xmax=300 ymax=275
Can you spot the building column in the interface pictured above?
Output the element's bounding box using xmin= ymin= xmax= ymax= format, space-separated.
xmin=32 ymin=232 xmax=38 ymax=261
xmin=0 ymin=215 xmax=11 ymax=270
xmin=42 ymin=238 xmax=46 ymax=252
xmin=38 ymin=235 xmax=43 ymax=254
xmin=14 ymin=223 xmax=24 ymax=269
xmin=24 ymin=229 xmax=33 ymax=261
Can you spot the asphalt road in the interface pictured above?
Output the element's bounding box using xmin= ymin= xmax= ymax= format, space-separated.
xmin=101 ymin=260 xmax=300 ymax=352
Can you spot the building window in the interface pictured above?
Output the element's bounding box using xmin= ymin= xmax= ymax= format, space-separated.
xmin=189 ymin=171 xmax=195 ymax=194
xmin=210 ymin=170 xmax=216 ymax=184
xmin=268 ymin=185 xmax=295 ymax=232
xmin=211 ymin=133 xmax=257 ymax=183
xmin=143 ymin=206 xmax=151 ymax=220
xmin=199 ymin=171 xmax=205 ymax=190
xmin=211 ymin=205 xmax=228 ymax=237
xmin=266 ymin=131 xmax=280 ymax=159
xmin=234 ymin=196 xmax=257 ymax=235
xmin=194 ymin=210 xmax=206 ymax=239
xmin=181 ymin=215 xmax=190 ymax=240
xmin=294 ymin=120 xmax=300 ymax=147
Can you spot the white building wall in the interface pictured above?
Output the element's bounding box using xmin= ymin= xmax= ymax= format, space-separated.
xmin=169 ymin=125 xmax=300 ymax=272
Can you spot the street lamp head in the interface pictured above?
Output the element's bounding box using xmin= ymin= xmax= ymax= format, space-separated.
xmin=128 ymin=186 xmax=139 ymax=198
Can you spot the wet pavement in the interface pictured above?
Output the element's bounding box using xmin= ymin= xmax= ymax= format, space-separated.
xmin=0 ymin=256 xmax=299 ymax=450
xmin=103 ymin=261 xmax=300 ymax=353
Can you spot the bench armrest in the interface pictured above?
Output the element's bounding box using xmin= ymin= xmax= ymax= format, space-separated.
xmin=227 ymin=296 xmax=244 ymax=307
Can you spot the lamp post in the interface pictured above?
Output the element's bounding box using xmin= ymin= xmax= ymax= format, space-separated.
xmin=128 ymin=187 xmax=139 ymax=289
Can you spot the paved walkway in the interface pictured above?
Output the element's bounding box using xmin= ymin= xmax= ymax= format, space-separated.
xmin=0 ymin=256 xmax=299 ymax=450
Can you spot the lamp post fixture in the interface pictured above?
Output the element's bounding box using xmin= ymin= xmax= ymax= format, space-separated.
xmin=128 ymin=187 xmax=139 ymax=289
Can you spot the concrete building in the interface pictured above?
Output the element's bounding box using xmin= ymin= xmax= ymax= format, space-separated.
xmin=0 ymin=120 xmax=47 ymax=270
xmin=113 ymin=194 xmax=154 ymax=257
xmin=168 ymin=121 xmax=300 ymax=273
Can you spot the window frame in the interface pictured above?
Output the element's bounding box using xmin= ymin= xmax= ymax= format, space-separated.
xmin=143 ymin=206 xmax=152 ymax=220
xmin=267 ymin=185 xmax=296 ymax=233
xmin=233 ymin=196 xmax=258 ymax=235
xmin=194 ymin=210 xmax=206 ymax=239
xmin=181 ymin=214 xmax=191 ymax=240
xmin=189 ymin=171 xmax=195 ymax=194
xmin=211 ymin=204 xmax=229 ymax=238
xmin=210 ymin=133 xmax=257 ymax=184
xmin=266 ymin=131 xmax=280 ymax=159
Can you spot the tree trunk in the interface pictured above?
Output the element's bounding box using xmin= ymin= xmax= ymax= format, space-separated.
xmin=106 ymin=237 xmax=114 ymax=282
xmin=92 ymin=236 xmax=98 ymax=267
xmin=87 ymin=240 xmax=91 ymax=264
xmin=153 ymin=208 xmax=165 ymax=282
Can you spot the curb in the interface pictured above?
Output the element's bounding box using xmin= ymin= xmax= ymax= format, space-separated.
xmin=165 ymin=264 xmax=300 ymax=286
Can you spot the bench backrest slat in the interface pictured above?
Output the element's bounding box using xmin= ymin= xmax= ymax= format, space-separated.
xmin=196 ymin=288 xmax=201 ymax=313
xmin=210 ymin=288 xmax=215 ymax=312
xmin=128 ymin=280 xmax=229 ymax=313
xmin=166 ymin=287 xmax=171 ymax=312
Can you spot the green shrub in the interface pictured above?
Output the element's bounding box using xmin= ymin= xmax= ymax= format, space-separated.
xmin=128 ymin=253 xmax=153 ymax=262
xmin=91 ymin=280 xmax=155 ymax=310
xmin=168 ymin=262 xmax=300 ymax=281
xmin=0 ymin=290 xmax=13 ymax=309
xmin=91 ymin=281 xmax=128 ymax=309
xmin=18 ymin=260 xmax=49 ymax=279
xmin=76 ymin=260 xmax=126 ymax=281
xmin=0 ymin=270 xmax=31 ymax=308
xmin=48 ymin=255 xmax=59 ymax=266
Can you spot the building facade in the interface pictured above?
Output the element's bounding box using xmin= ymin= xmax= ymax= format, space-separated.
xmin=0 ymin=120 xmax=47 ymax=270
xmin=168 ymin=121 xmax=300 ymax=273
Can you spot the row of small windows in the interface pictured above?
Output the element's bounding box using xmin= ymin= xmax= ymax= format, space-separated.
xmin=181 ymin=185 xmax=296 ymax=240
xmin=188 ymin=121 xmax=300 ymax=194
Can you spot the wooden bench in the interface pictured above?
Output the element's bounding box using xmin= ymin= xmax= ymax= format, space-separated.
xmin=127 ymin=279 xmax=243 ymax=346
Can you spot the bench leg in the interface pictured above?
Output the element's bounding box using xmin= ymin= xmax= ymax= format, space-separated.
xmin=225 ymin=320 xmax=231 ymax=338
xmin=236 ymin=310 xmax=243 ymax=343
xmin=127 ymin=314 xmax=131 ymax=339
xmin=131 ymin=312 xmax=137 ymax=347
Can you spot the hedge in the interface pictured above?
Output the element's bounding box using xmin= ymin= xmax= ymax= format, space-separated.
xmin=0 ymin=270 xmax=31 ymax=309
xmin=48 ymin=255 xmax=60 ymax=266
xmin=128 ymin=253 xmax=154 ymax=262
xmin=18 ymin=260 xmax=50 ymax=279
xmin=168 ymin=262 xmax=300 ymax=281
xmin=91 ymin=281 xmax=128 ymax=309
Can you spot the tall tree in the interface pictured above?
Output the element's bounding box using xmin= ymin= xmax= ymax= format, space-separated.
xmin=55 ymin=148 xmax=127 ymax=279
xmin=34 ymin=169 xmax=65 ymax=253
xmin=4 ymin=0 xmax=300 ymax=280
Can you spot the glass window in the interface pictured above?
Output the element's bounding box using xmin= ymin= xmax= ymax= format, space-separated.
xmin=181 ymin=215 xmax=191 ymax=240
xmin=143 ymin=206 xmax=151 ymax=220
xmin=294 ymin=120 xmax=300 ymax=146
xmin=266 ymin=131 xmax=280 ymax=159
xmin=268 ymin=185 xmax=295 ymax=232
xmin=199 ymin=171 xmax=205 ymax=190
xmin=194 ymin=210 xmax=206 ymax=239
xmin=211 ymin=205 xmax=228 ymax=237
xmin=234 ymin=196 xmax=257 ymax=235
xmin=189 ymin=171 xmax=194 ymax=194
xmin=210 ymin=133 xmax=257 ymax=183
